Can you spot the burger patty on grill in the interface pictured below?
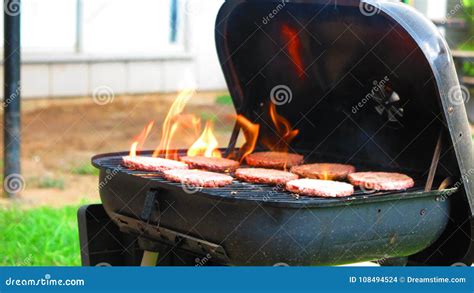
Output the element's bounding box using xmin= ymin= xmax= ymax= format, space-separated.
xmin=286 ymin=178 xmax=354 ymax=197
xmin=348 ymin=172 xmax=415 ymax=191
xmin=235 ymin=168 xmax=299 ymax=185
xmin=245 ymin=151 xmax=304 ymax=169
xmin=180 ymin=156 xmax=240 ymax=173
xmin=122 ymin=156 xmax=188 ymax=172
xmin=162 ymin=169 xmax=233 ymax=187
xmin=290 ymin=163 xmax=356 ymax=181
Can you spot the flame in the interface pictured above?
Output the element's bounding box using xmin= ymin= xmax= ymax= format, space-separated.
xmin=322 ymin=170 xmax=329 ymax=181
xmin=187 ymin=121 xmax=222 ymax=158
xmin=282 ymin=24 xmax=305 ymax=79
xmin=262 ymin=103 xmax=299 ymax=152
xmin=129 ymin=120 xmax=155 ymax=157
xmin=236 ymin=115 xmax=260 ymax=162
xmin=152 ymin=89 xmax=196 ymax=159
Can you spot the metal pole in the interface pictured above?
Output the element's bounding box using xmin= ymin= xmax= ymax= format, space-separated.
xmin=3 ymin=0 xmax=21 ymax=198
xmin=75 ymin=0 xmax=83 ymax=53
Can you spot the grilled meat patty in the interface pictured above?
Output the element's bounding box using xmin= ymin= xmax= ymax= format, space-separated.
xmin=235 ymin=168 xmax=298 ymax=185
xmin=290 ymin=163 xmax=355 ymax=181
xmin=162 ymin=169 xmax=233 ymax=187
xmin=180 ymin=156 xmax=240 ymax=173
xmin=122 ymin=156 xmax=188 ymax=172
xmin=348 ymin=172 xmax=415 ymax=191
xmin=245 ymin=151 xmax=304 ymax=169
xmin=286 ymin=178 xmax=354 ymax=197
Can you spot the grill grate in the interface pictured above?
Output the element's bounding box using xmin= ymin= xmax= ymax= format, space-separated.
xmin=93 ymin=151 xmax=453 ymax=206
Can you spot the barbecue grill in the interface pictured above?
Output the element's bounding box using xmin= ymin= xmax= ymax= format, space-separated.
xmin=78 ymin=0 xmax=474 ymax=266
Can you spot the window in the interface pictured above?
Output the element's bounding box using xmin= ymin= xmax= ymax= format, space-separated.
xmin=1 ymin=0 xmax=187 ymax=55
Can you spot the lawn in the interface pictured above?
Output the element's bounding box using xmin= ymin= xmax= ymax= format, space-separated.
xmin=0 ymin=205 xmax=82 ymax=266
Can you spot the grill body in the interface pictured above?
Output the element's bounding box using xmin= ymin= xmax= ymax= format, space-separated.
xmin=79 ymin=0 xmax=474 ymax=266
xmin=92 ymin=151 xmax=452 ymax=265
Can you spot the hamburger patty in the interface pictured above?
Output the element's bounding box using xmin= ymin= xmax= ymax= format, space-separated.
xmin=122 ymin=156 xmax=188 ymax=172
xmin=235 ymin=168 xmax=298 ymax=185
xmin=290 ymin=163 xmax=355 ymax=181
xmin=286 ymin=178 xmax=354 ymax=197
xmin=245 ymin=151 xmax=304 ymax=169
xmin=348 ymin=172 xmax=415 ymax=191
xmin=180 ymin=156 xmax=240 ymax=173
xmin=162 ymin=169 xmax=233 ymax=187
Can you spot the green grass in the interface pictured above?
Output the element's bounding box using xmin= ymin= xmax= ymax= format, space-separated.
xmin=200 ymin=112 xmax=217 ymax=122
xmin=71 ymin=163 xmax=99 ymax=176
xmin=215 ymin=94 xmax=233 ymax=105
xmin=0 ymin=206 xmax=81 ymax=266
xmin=31 ymin=176 xmax=65 ymax=190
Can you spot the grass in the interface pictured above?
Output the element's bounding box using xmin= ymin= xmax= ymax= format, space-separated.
xmin=30 ymin=176 xmax=65 ymax=190
xmin=0 ymin=205 xmax=81 ymax=266
xmin=215 ymin=94 xmax=233 ymax=105
xmin=71 ymin=163 xmax=99 ymax=176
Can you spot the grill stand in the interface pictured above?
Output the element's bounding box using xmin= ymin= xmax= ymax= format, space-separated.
xmin=78 ymin=202 xmax=229 ymax=266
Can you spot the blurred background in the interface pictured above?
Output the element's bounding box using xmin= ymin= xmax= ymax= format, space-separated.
xmin=0 ymin=0 xmax=473 ymax=266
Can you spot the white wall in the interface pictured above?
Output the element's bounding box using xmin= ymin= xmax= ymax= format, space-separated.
xmin=3 ymin=0 xmax=227 ymax=99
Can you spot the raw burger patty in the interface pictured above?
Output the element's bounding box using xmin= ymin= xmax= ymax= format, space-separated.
xmin=122 ymin=156 xmax=188 ymax=172
xmin=180 ymin=156 xmax=240 ymax=173
xmin=291 ymin=163 xmax=355 ymax=181
xmin=286 ymin=179 xmax=354 ymax=197
xmin=245 ymin=151 xmax=304 ymax=169
xmin=348 ymin=172 xmax=415 ymax=191
xmin=162 ymin=169 xmax=233 ymax=187
xmin=235 ymin=168 xmax=298 ymax=185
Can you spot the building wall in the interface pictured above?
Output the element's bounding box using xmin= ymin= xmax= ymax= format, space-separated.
xmin=3 ymin=0 xmax=227 ymax=99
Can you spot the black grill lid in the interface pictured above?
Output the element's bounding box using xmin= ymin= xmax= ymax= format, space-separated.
xmin=215 ymin=0 xmax=474 ymax=215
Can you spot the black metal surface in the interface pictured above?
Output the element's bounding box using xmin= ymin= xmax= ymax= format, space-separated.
xmin=77 ymin=204 xmax=143 ymax=266
xmin=91 ymin=150 xmax=455 ymax=265
xmin=215 ymin=0 xmax=474 ymax=264
xmin=83 ymin=0 xmax=474 ymax=266
xmin=3 ymin=0 xmax=21 ymax=197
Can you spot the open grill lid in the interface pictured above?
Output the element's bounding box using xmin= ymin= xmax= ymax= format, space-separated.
xmin=215 ymin=0 xmax=474 ymax=215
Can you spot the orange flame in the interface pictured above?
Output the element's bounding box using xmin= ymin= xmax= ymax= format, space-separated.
xmin=236 ymin=115 xmax=260 ymax=162
xmin=322 ymin=170 xmax=329 ymax=181
xmin=262 ymin=103 xmax=299 ymax=152
xmin=187 ymin=121 xmax=222 ymax=158
xmin=129 ymin=120 xmax=155 ymax=157
xmin=152 ymin=89 xmax=196 ymax=159
xmin=282 ymin=24 xmax=305 ymax=79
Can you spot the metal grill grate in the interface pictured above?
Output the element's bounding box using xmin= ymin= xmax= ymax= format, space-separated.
xmin=92 ymin=151 xmax=453 ymax=206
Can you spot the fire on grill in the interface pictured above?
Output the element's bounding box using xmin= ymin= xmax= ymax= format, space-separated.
xmin=79 ymin=0 xmax=474 ymax=267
